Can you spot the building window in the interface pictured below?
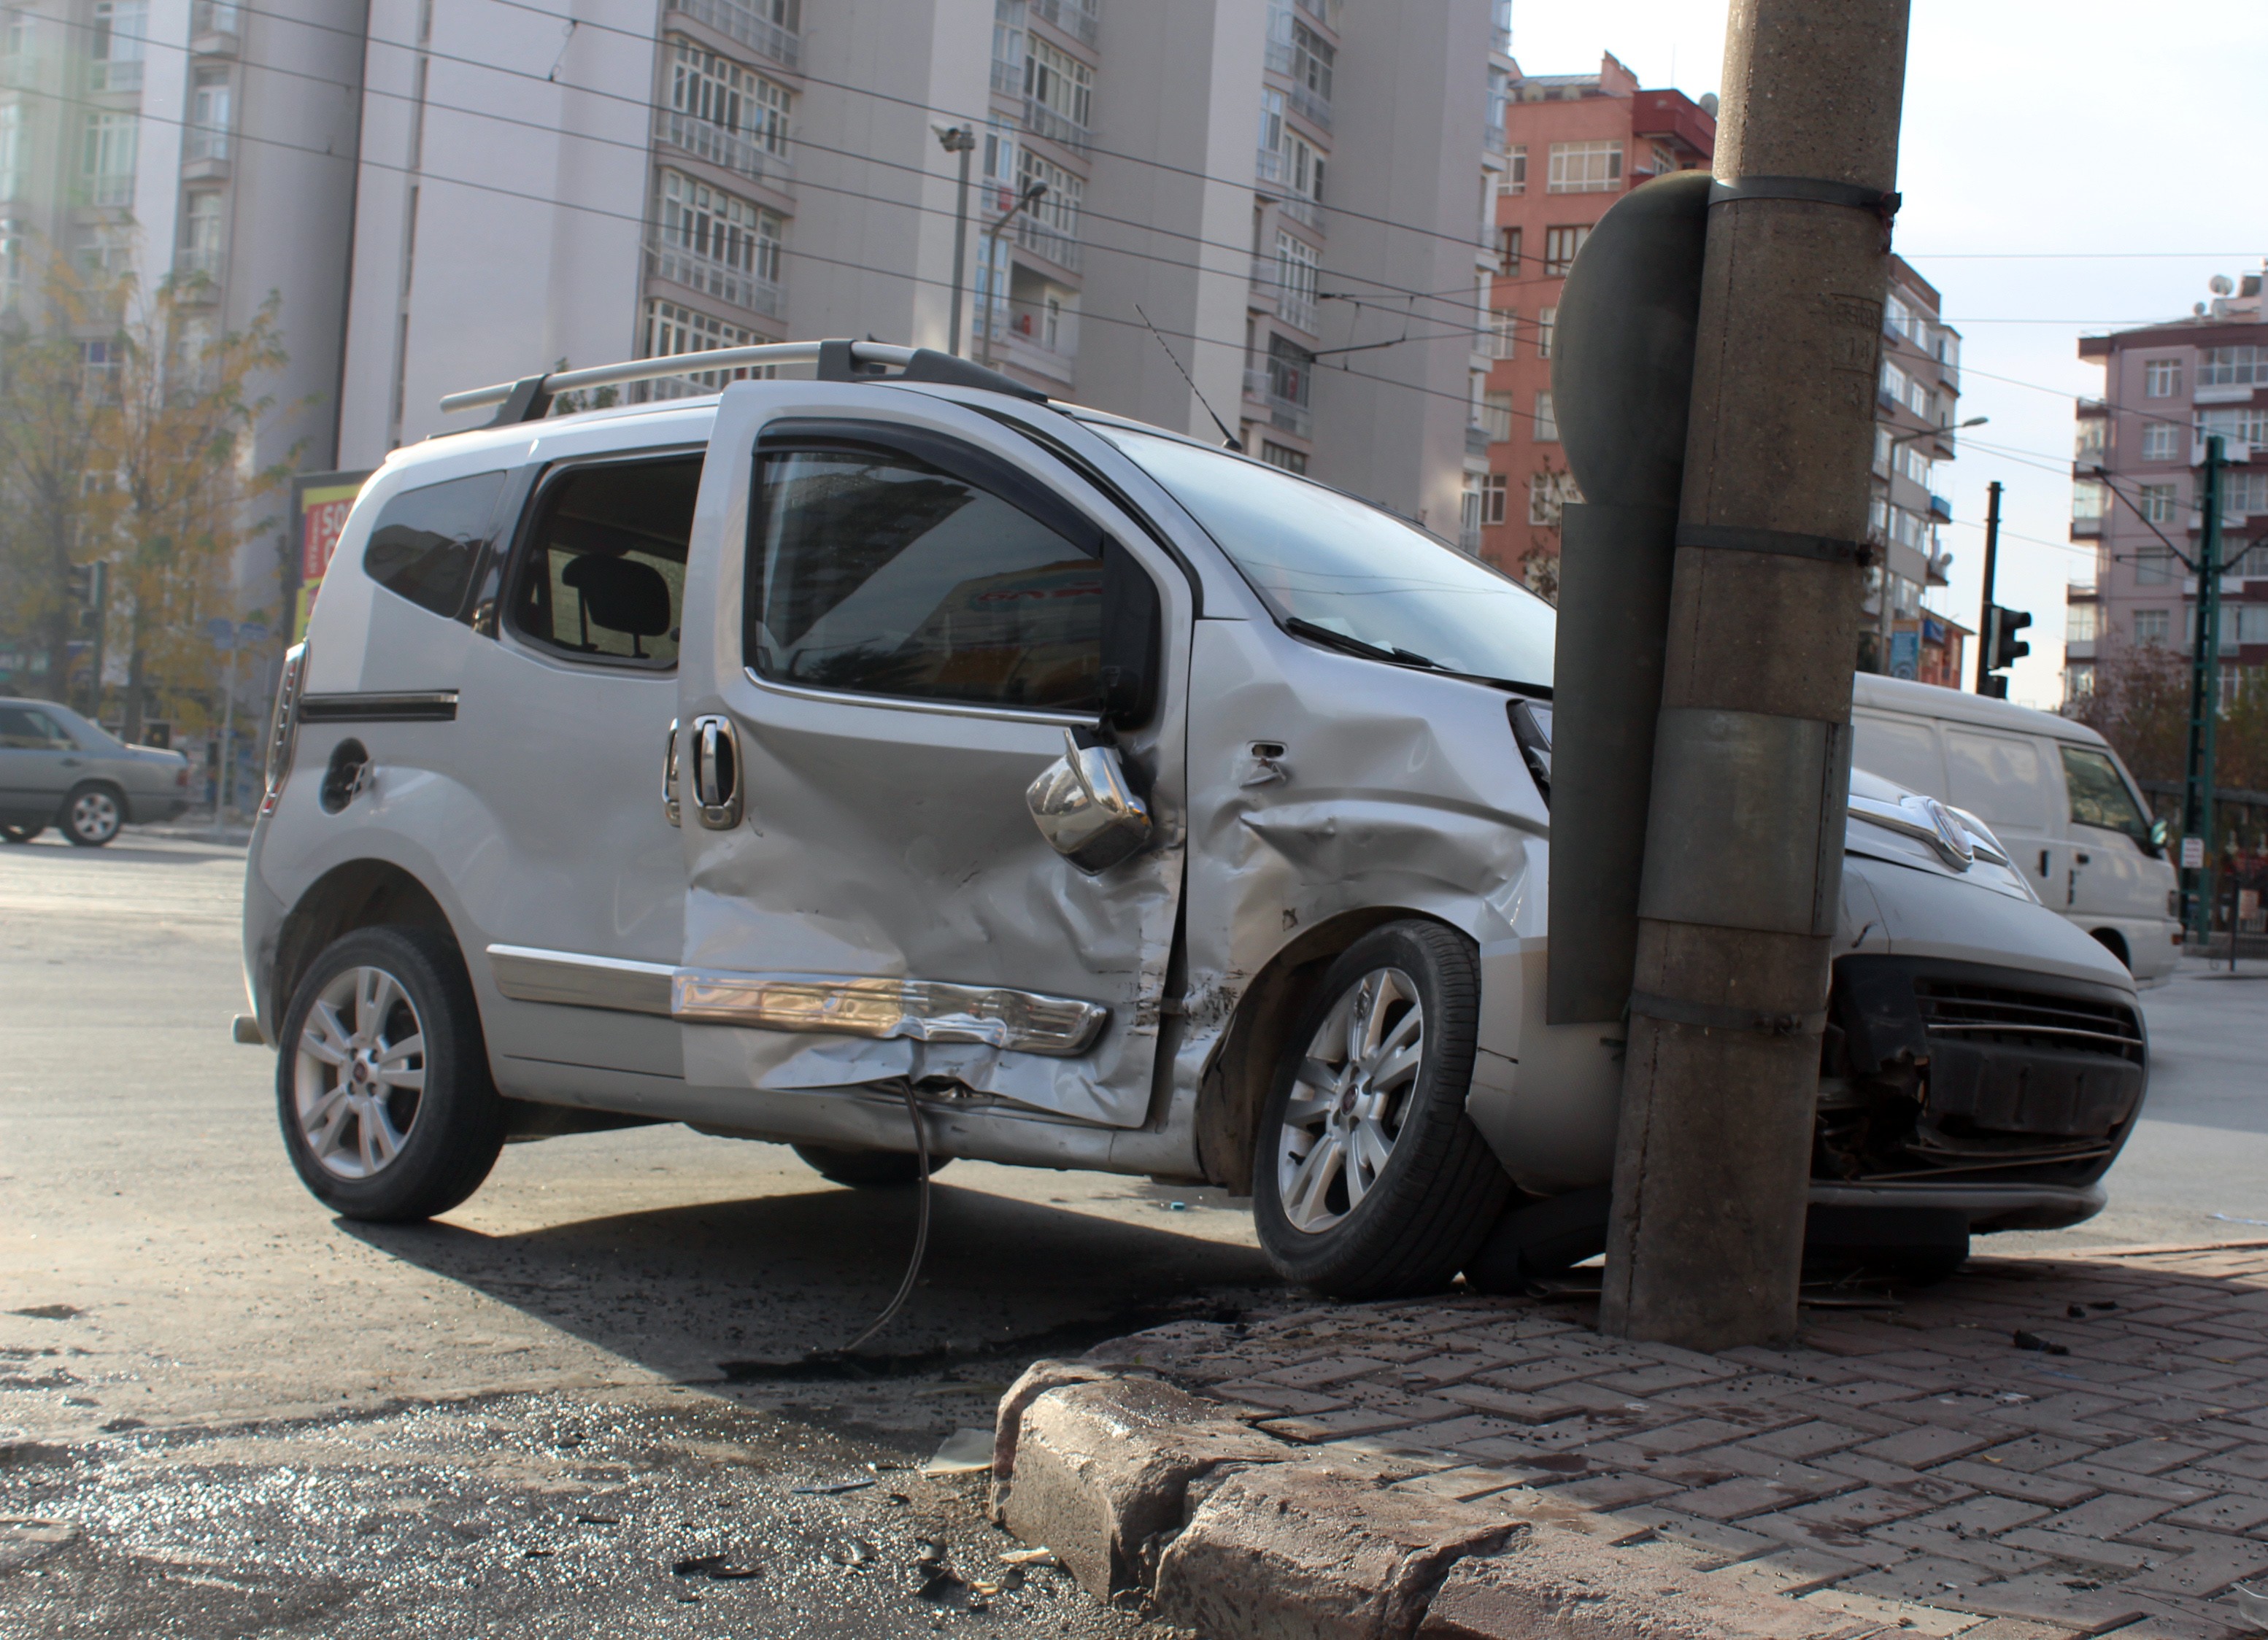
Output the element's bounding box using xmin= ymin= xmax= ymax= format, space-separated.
xmin=2137 ymin=481 xmax=2178 ymax=523
xmin=1542 ymin=225 xmax=1586 ymax=276
xmin=1528 ymin=469 xmax=1577 ymax=526
xmin=1532 ymin=391 xmax=1557 ymax=442
xmin=1259 ymin=440 xmax=1307 ymax=475
xmin=1481 ymin=473 xmax=1508 ymax=526
xmin=2134 ymin=547 xmax=2172 ymax=586
xmin=1481 ymin=390 xmax=1513 ymax=443
xmin=1014 ymin=145 xmax=1084 ymax=268
xmin=639 ymin=298 xmax=774 ymax=398
xmin=2134 ymin=609 xmax=2169 ymax=646
xmin=1881 ymin=359 xmax=1906 ymax=404
xmin=666 ymin=39 xmax=793 ymax=177
xmin=186 ymin=66 xmax=231 ymax=163
xmin=2139 ymin=420 xmax=2177 ymax=461
xmin=1487 ymin=309 xmax=1516 ymax=360
xmin=1884 ymin=292 xmax=1911 ymax=341
xmin=1648 ymin=141 xmax=1677 ymax=176
xmin=2199 ymin=345 xmax=2268 ymax=388
xmin=1546 ymin=139 xmax=1621 ymax=193
xmin=2229 ymin=543 xmax=2268 ymax=579
xmin=2067 ymin=603 xmax=2097 ymax=643
xmin=1535 ymin=306 xmax=1556 ymax=360
xmin=2224 ymin=471 xmax=2268 ymax=515
xmin=0 ymin=104 xmax=20 ymax=204
xmin=81 ymin=111 xmax=136 ymax=204
xmin=178 ymin=189 xmax=224 ymax=280
xmin=1025 ymin=34 xmax=1092 ymax=131
xmin=90 ymin=1 xmax=145 ymax=93
xmin=1257 ymin=89 xmax=1324 ymax=206
xmin=1502 ymin=145 xmax=1526 ymax=193
xmin=2196 ymin=406 xmax=2268 ymax=450
xmin=1497 ymin=225 xmax=1521 ymax=275
xmin=2142 ymin=357 xmax=2181 ymax=398
xmin=1273 ymin=229 xmax=1319 ymax=333
xmin=655 ymin=169 xmax=784 ymax=316
xmin=1265 ymin=331 xmax=1311 ymax=407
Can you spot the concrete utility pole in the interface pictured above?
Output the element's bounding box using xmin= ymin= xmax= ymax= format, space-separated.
xmin=1600 ymin=0 xmax=1912 ymax=1350
xmin=1974 ymin=479 xmax=2003 ymax=693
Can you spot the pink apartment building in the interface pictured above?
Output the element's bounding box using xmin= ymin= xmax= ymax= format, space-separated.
xmin=2068 ymin=271 xmax=2268 ymax=703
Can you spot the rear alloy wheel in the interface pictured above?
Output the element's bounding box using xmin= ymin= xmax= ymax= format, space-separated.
xmin=62 ymin=785 xmax=121 ymax=846
xmin=792 ymin=1144 xmax=952 ymax=1188
xmin=1253 ymin=921 xmax=1511 ymax=1299
xmin=277 ymin=926 xmax=504 ymax=1221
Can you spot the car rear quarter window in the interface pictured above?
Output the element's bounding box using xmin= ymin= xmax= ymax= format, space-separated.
xmin=1944 ymin=728 xmax=2051 ymax=831
xmin=0 ymin=705 xmax=72 ymax=748
xmin=507 ymin=456 xmax=701 ymax=668
xmin=363 ymin=470 xmax=509 ymax=620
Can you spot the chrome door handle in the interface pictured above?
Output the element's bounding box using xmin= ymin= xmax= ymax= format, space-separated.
xmin=688 ymin=713 xmax=743 ymax=829
xmin=59 ymin=757 xmax=80 ymax=767
xmin=663 ymin=718 xmax=682 ymax=827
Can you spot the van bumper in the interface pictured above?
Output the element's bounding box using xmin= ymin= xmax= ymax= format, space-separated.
xmin=1807 ymin=1179 xmax=2107 ymax=1234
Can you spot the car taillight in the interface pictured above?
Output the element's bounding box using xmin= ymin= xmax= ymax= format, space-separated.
xmin=176 ymin=765 xmax=188 ymax=788
xmin=261 ymin=641 xmax=308 ymax=818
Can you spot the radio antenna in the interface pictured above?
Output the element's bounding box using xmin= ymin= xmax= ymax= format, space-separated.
xmin=1135 ymin=305 xmax=1243 ymax=452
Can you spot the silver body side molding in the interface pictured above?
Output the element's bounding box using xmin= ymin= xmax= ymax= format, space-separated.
xmin=486 ymin=945 xmax=1108 ymax=1058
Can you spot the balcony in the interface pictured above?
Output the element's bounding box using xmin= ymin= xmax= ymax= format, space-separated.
xmin=1027 ymin=0 xmax=1098 ymax=46
xmin=1021 ymin=97 xmax=1089 ymax=155
xmin=184 ymin=124 xmax=229 ymax=164
xmin=992 ymin=57 xmax=1020 ymax=98
xmin=85 ymin=173 xmax=135 ymax=207
xmin=1628 ymin=89 xmax=1715 ymax=156
xmin=2071 ymin=515 xmax=2102 ymax=538
xmin=1269 ymin=395 xmax=1312 ymax=438
xmin=1012 ymin=213 xmax=1081 ymax=274
xmin=174 ymin=246 xmax=224 ymax=289
xmin=657 ymin=109 xmax=791 ymax=190
xmin=1465 ymin=425 xmax=1491 ymax=458
xmin=1276 ymin=193 xmax=1320 ymax=229
xmin=650 ymin=244 xmax=783 ymax=319
xmin=2194 ymin=383 xmax=2256 ymax=406
xmin=666 ymin=0 xmax=800 ymax=71
xmin=1243 ymin=368 xmax=1269 ymax=404
xmin=1928 ymin=493 xmax=1952 ymax=522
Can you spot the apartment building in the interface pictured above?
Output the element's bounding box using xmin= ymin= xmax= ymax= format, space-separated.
xmin=335 ymin=0 xmax=1490 ymax=546
xmin=2066 ymin=270 xmax=2268 ymax=703
xmin=0 ymin=0 xmax=363 ymax=578
xmin=1471 ymin=52 xmax=1713 ymax=589
xmin=1866 ymin=255 xmax=1964 ymax=681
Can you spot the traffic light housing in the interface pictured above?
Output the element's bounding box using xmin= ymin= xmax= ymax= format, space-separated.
xmin=64 ymin=560 xmax=105 ymax=639
xmin=1986 ymin=603 xmax=2031 ymax=674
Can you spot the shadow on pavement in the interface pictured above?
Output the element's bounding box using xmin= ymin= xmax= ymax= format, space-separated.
xmin=342 ymin=1179 xmax=1282 ymax=1390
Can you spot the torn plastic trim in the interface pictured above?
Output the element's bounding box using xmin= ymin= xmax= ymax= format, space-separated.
xmin=486 ymin=945 xmax=1109 ymax=1057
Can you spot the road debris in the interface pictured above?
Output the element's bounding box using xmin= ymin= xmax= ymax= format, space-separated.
xmin=919 ymin=1426 xmax=995 ymax=1475
xmin=792 ymin=1477 xmax=876 ymax=1496
xmin=672 ymin=1551 xmax=763 ymax=1579
xmin=2012 ymin=1328 xmax=2071 ymax=1355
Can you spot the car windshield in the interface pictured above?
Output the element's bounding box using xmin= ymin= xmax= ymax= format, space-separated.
xmin=1101 ymin=428 xmax=1557 ymax=690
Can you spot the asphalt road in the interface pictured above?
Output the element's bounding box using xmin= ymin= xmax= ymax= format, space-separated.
xmin=3 ymin=835 xmax=2264 ymax=1636
xmin=0 ymin=833 xmax=1284 ymax=1638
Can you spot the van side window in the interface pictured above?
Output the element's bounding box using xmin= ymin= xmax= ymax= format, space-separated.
xmin=2060 ymin=746 xmax=2151 ymax=843
xmin=1851 ymin=714 xmax=1943 ymax=797
xmin=507 ymin=456 xmax=701 ymax=668
xmin=1944 ymin=729 xmax=2048 ymax=830
xmin=363 ymin=471 xmax=508 ymax=620
xmin=747 ymin=441 xmax=1103 ymax=713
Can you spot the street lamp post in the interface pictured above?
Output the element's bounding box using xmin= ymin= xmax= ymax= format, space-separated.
xmin=933 ymin=125 xmax=976 ymax=357
xmin=1875 ymin=415 xmax=1987 ymax=671
xmin=979 ymin=180 xmax=1048 ymax=371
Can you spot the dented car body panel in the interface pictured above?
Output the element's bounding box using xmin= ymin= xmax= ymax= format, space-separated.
xmin=244 ymin=374 xmax=2145 ymax=1237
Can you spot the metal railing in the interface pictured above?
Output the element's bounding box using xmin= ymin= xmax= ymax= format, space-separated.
xmin=657 ymin=109 xmax=790 ymax=189
xmin=1277 ymin=291 xmax=1316 ymax=336
xmin=1013 ymin=213 xmax=1081 ymax=274
xmin=1465 ymin=425 xmax=1491 ymax=457
xmin=650 ymin=244 xmax=784 ymax=318
xmin=174 ymin=246 xmax=224 ymax=283
xmin=1021 ymin=96 xmax=1089 ymax=155
xmin=1288 ymin=80 xmax=1331 ymax=133
xmin=666 ymin=0 xmax=800 ymax=71
xmin=86 ymin=172 xmax=135 ymax=205
xmin=1270 ymin=395 xmax=1311 ymax=438
xmin=1277 ymin=193 xmax=1319 ymax=229
xmin=991 ymin=56 xmax=1021 ymax=97
xmin=1027 ymin=0 xmax=1098 ymax=46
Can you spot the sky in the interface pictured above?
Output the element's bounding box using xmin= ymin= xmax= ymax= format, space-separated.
xmin=1507 ymin=0 xmax=2268 ymax=708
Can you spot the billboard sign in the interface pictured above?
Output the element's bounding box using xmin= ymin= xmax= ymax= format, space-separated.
xmin=290 ymin=470 xmax=375 ymax=641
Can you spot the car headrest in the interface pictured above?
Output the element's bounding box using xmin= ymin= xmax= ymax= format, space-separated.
xmin=561 ymin=554 xmax=671 ymax=638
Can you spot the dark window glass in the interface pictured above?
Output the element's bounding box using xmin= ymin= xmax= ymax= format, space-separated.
xmin=2060 ymin=745 xmax=2151 ymax=843
xmin=747 ymin=443 xmax=1102 ymax=712
xmin=363 ymin=471 xmax=507 ymax=619
xmin=508 ymin=457 xmax=701 ymax=668
xmin=0 ymin=705 xmax=72 ymax=748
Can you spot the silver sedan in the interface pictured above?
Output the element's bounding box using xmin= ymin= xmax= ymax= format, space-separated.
xmin=0 ymin=697 xmax=193 ymax=846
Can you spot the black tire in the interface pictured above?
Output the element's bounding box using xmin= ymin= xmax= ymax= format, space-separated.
xmin=275 ymin=924 xmax=505 ymax=1222
xmin=1252 ymin=921 xmax=1512 ymax=1299
xmin=792 ymin=1142 xmax=951 ymax=1188
xmin=1 ymin=822 xmax=40 ymax=843
xmin=61 ymin=784 xmax=122 ymax=846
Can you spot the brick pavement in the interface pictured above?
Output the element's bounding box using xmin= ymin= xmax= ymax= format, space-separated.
xmin=1091 ymin=1242 xmax=2268 ymax=1640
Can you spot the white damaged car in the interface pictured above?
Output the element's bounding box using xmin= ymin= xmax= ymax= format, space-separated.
xmin=241 ymin=343 xmax=2147 ymax=1296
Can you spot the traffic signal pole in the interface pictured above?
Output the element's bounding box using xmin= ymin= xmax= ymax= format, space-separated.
xmin=2180 ymin=436 xmax=2226 ymax=943
xmin=1975 ymin=480 xmax=2002 ymax=693
xmin=1599 ymin=0 xmax=1911 ymax=1350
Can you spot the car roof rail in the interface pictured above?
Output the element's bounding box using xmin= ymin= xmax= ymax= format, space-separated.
xmin=437 ymin=339 xmax=1046 ymax=428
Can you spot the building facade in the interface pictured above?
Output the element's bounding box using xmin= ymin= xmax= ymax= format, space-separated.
xmin=336 ymin=0 xmax=1492 ymax=544
xmin=1866 ymin=255 xmax=1964 ymax=680
xmin=2067 ymin=271 xmax=2268 ymax=704
xmin=1471 ymin=52 xmax=1713 ymax=589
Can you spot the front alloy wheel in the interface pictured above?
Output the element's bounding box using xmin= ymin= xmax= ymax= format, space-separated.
xmin=1252 ymin=921 xmax=1511 ymax=1298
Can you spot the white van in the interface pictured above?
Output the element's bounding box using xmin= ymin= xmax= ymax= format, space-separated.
xmin=1852 ymin=673 xmax=2179 ymax=982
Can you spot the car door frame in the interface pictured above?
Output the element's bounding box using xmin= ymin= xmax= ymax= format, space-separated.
xmin=671 ymin=381 xmax=1207 ymax=1134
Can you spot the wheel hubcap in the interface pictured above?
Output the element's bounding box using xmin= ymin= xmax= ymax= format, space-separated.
xmin=1275 ymin=967 xmax=1424 ymax=1234
xmin=72 ymin=792 xmax=117 ymax=838
xmin=293 ymin=965 xmax=427 ymax=1180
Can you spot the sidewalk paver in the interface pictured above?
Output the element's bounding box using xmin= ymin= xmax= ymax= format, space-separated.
xmin=1087 ymin=1240 xmax=2268 ymax=1640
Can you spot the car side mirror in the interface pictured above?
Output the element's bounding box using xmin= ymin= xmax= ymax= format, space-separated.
xmin=2148 ymin=816 xmax=2169 ymax=856
xmin=1027 ymin=727 xmax=1152 ymax=873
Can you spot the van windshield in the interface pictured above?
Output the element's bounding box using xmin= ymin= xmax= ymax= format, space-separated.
xmin=1102 ymin=427 xmax=1556 ymax=692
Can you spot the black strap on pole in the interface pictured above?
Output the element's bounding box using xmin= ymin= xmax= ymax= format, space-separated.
xmin=1628 ymin=991 xmax=1829 ymax=1038
xmin=1709 ymin=176 xmax=1902 ymax=250
xmin=1676 ymin=522 xmax=1877 ymax=568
